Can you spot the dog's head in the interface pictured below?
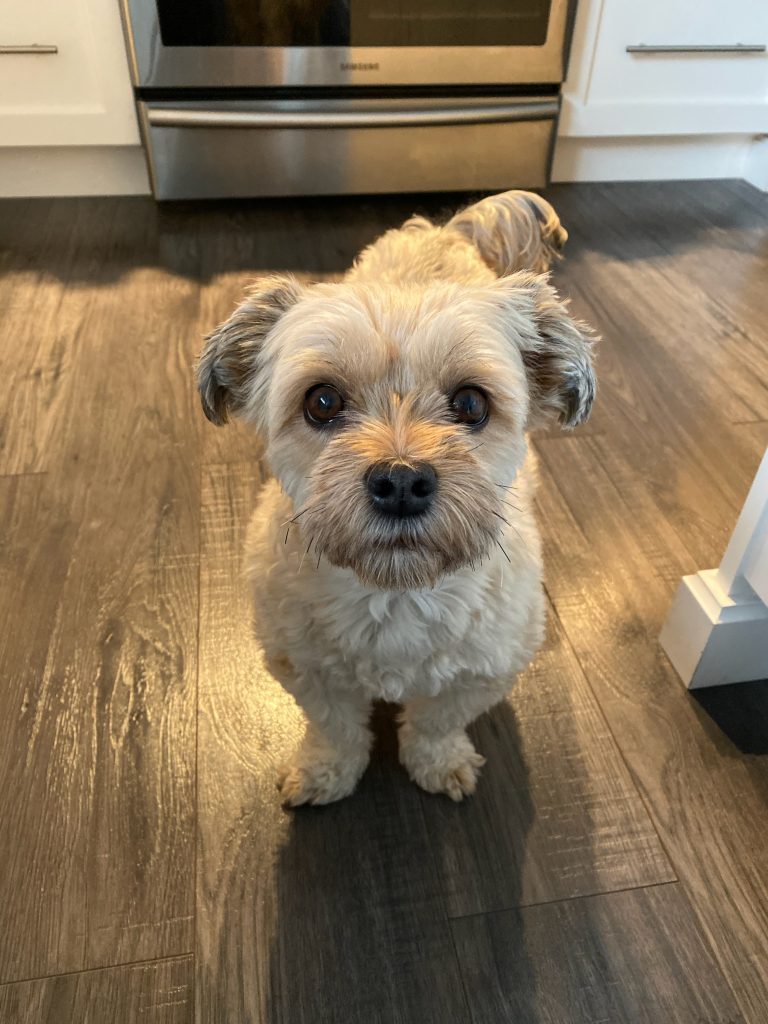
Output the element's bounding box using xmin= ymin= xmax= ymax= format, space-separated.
xmin=197 ymin=272 xmax=595 ymax=590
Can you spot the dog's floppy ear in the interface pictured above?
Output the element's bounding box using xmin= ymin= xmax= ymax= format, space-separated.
xmin=197 ymin=274 xmax=303 ymax=426
xmin=493 ymin=271 xmax=596 ymax=429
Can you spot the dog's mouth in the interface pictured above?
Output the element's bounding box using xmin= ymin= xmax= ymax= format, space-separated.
xmin=371 ymin=514 xmax=432 ymax=549
xmin=310 ymin=510 xmax=499 ymax=591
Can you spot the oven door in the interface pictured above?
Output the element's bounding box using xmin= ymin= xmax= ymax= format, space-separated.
xmin=120 ymin=0 xmax=572 ymax=89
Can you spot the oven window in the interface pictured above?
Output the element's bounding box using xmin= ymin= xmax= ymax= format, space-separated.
xmin=157 ymin=0 xmax=552 ymax=47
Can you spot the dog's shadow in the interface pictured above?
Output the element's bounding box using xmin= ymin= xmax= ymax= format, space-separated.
xmin=262 ymin=700 xmax=537 ymax=1023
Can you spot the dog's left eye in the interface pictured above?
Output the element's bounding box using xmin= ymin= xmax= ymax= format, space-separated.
xmin=304 ymin=384 xmax=345 ymax=426
xmin=450 ymin=386 xmax=489 ymax=427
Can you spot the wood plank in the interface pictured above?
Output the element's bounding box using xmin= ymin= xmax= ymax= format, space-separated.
xmin=535 ymin=436 xmax=768 ymax=1024
xmin=0 ymin=956 xmax=193 ymax=1024
xmin=534 ymin=433 xmax=711 ymax=590
xmin=0 ymin=208 xmax=200 ymax=980
xmin=0 ymin=201 xmax=97 ymax=475
xmin=196 ymin=461 xmax=470 ymax=1024
xmin=419 ymin=598 xmax=673 ymax=919
xmin=452 ymin=885 xmax=745 ymax=1024
xmin=547 ymin=183 xmax=768 ymax=428
xmin=592 ymin=181 xmax=768 ymax=420
xmin=536 ymin=194 xmax=768 ymax=573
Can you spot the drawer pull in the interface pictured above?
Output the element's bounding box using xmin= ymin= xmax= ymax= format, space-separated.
xmin=0 ymin=44 xmax=58 ymax=54
xmin=626 ymin=43 xmax=766 ymax=54
xmin=147 ymin=101 xmax=559 ymax=130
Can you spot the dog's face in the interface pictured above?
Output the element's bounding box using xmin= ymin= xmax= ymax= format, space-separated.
xmin=198 ymin=272 xmax=594 ymax=590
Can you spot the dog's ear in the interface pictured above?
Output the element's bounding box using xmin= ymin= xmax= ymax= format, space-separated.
xmin=197 ymin=274 xmax=303 ymax=426
xmin=493 ymin=271 xmax=596 ymax=429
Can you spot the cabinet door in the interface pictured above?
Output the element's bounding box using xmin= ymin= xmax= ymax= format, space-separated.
xmin=561 ymin=0 xmax=768 ymax=136
xmin=0 ymin=0 xmax=139 ymax=146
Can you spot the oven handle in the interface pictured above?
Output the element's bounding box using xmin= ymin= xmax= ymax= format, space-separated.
xmin=146 ymin=101 xmax=559 ymax=130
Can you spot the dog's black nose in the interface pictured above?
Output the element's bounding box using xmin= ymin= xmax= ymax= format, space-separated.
xmin=366 ymin=462 xmax=437 ymax=518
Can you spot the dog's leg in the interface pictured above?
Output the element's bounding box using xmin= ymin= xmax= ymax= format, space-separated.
xmin=399 ymin=681 xmax=507 ymax=801
xmin=278 ymin=681 xmax=372 ymax=807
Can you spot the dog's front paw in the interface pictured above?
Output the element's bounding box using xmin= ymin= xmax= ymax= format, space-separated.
xmin=278 ymin=753 xmax=367 ymax=807
xmin=399 ymin=728 xmax=486 ymax=802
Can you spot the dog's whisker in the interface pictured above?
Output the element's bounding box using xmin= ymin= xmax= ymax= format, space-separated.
xmin=297 ymin=536 xmax=314 ymax=573
xmin=507 ymin=521 xmax=531 ymax=556
xmin=281 ymin=503 xmax=328 ymax=529
xmin=479 ymin=504 xmax=510 ymax=527
xmin=498 ymin=498 xmax=524 ymax=513
xmin=495 ymin=539 xmax=512 ymax=564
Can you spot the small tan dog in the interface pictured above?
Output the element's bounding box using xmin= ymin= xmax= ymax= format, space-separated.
xmin=197 ymin=191 xmax=595 ymax=805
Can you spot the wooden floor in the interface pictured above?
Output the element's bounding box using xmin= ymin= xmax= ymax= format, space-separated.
xmin=0 ymin=181 xmax=766 ymax=1024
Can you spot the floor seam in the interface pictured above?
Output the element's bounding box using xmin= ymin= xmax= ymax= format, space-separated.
xmin=544 ymin=580 xmax=679 ymax=881
xmin=447 ymin=878 xmax=679 ymax=924
xmin=0 ymin=953 xmax=194 ymax=990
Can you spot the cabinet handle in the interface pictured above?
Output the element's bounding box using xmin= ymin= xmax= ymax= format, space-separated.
xmin=626 ymin=43 xmax=765 ymax=54
xmin=0 ymin=44 xmax=58 ymax=55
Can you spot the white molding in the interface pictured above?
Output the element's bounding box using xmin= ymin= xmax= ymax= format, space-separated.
xmin=743 ymin=135 xmax=768 ymax=191
xmin=552 ymin=134 xmax=752 ymax=183
xmin=561 ymin=0 xmax=606 ymax=104
xmin=0 ymin=146 xmax=149 ymax=197
xmin=660 ymin=571 xmax=768 ymax=689
xmin=560 ymin=97 xmax=768 ymax=138
xmin=661 ymin=449 xmax=768 ymax=688
xmin=716 ymin=448 xmax=768 ymax=605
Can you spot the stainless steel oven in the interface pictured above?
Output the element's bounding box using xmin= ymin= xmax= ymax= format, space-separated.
xmin=120 ymin=0 xmax=574 ymax=199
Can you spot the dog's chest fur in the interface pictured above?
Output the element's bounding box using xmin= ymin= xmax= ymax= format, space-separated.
xmin=246 ymin=477 xmax=544 ymax=703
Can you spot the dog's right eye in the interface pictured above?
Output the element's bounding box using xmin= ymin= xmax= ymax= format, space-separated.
xmin=304 ymin=384 xmax=345 ymax=426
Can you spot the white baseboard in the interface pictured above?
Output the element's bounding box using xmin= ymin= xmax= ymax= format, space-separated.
xmin=0 ymin=146 xmax=150 ymax=198
xmin=660 ymin=570 xmax=768 ymax=689
xmin=1 ymin=138 xmax=765 ymax=197
xmin=552 ymin=134 xmax=755 ymax=184
xmin=743 ymin=135 xmax=768 ymax=192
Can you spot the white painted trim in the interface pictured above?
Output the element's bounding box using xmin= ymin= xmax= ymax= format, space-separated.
xmin=560 ymin=98 xmax=768 ymax=138
xmin=660 ymin=571 xmax=768 ymax=689
xmin=661 ymin=449 xmax=768 ymax=688
xmin=552 ymin=134 xmax=753 ymax=183
xmin=716 ymin=448 xmax=768 ymax=605
xmin=561 ymin=0 xmax=606 ymax=105
xmin=743 ymin=135 xmax=768 ymax=191
xmin=0 ymin=146 xmax=150 ymax=197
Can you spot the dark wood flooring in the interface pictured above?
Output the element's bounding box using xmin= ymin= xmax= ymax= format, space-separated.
xmin=0 ymin=181 xmax=766 ymax=1023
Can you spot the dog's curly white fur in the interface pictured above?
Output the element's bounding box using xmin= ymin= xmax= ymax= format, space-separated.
xmin=197 ymin=190 xmax=596 ymax=806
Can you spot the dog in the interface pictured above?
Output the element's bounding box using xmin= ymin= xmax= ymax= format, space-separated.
xmin=197 ymin=190 xmax=595 ymax=806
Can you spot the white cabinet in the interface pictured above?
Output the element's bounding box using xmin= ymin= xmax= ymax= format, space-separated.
xmin=561 ymin=0 xmax=768 ymax=136
xmin=0 ymin=0 xmax=139 ymax=147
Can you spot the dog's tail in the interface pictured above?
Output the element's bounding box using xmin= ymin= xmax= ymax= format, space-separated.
xmin=446 ymin=190 xmax=568 ymax=277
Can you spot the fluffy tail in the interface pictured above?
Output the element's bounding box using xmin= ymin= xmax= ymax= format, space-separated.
xmin=446 ymin=190 xmax=568 ymax=276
